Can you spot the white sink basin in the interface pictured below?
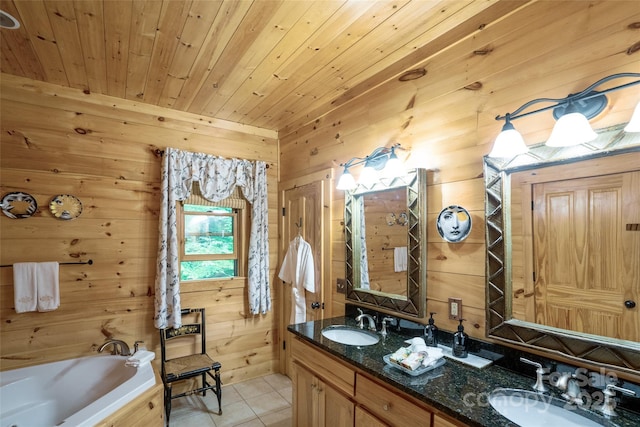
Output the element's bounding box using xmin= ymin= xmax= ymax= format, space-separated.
xmin=321 ymin=325 xmax=380 ymax=346
xmin=489 ymin=388 xmax=613 ymax=427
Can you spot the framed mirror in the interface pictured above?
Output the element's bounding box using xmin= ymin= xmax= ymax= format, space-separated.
xmin=345 ymin=168 xmax=427 ymax=317
xmin=485 ymin=124 xmax=640 ymax=375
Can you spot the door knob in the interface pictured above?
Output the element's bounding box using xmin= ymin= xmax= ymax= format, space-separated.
xmin=624 ymin=300 xmax=636 ymax=309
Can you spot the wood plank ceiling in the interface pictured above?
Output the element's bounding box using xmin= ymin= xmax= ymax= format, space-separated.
xmin=0 ymin=0 xmax=529 ymax=134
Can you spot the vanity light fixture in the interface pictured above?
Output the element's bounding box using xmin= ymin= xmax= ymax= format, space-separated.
xmin=489 ymin=72 xmax=640 ymax=157
xmin=336 ymin=143 xmax=407 ymax=190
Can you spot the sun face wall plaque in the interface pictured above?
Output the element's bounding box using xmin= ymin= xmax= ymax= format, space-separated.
xmin=436 ymin=205 xmax=472 ymax=243
xmin=0 ymin=192 xmax=38 ymax=219
xmin=49 ymin=194 xmax=83 ymax=220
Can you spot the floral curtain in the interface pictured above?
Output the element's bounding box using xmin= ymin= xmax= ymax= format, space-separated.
xmin=154 ymin=147 xmax=271 ymax=329
xmin=358 ymin=196 xmax=370 ymax=289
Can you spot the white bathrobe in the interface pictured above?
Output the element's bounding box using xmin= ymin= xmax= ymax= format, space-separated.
xmin=278 ymin=236 xmax=316 ymax=324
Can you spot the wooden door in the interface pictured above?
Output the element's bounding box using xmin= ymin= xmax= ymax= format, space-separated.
xmin=282 ymin=181 xmax=324 ymax=325
xmin=533 ymin=171 xmax=639 ymax=341
xmin=279 ymin=169 xmax=332 ymax=376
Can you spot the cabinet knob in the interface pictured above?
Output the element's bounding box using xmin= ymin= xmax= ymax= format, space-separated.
xmin=382 ymin=403 xmax=390 ymax=411
xmin=624 ymin=300 xmax=636 ymax=309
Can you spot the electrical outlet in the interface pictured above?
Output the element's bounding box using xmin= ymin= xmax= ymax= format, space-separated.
xmin=449 ymin=297 xmax=462 ymax=320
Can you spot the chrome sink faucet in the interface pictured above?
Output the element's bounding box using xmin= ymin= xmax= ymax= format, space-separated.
xmin=381 ymin=317 xmax=394 ymax=337
xmin=355 ymin=309 xmax=376 ymax=332
xmin=557 ymin=373 xmax=584 ymax=405
xmin=595 ymin=383 xmax=637 ymax=417
xmin=98 ymin=339 xmax=131 ymax=356
xmin=550 ymin=370 xmax=591 ymax=406
xmin=520 ymin=357 xmax=549 ymax=393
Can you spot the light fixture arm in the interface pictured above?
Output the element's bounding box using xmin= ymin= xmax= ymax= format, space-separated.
xmin=340 ymin=143 xmax=403 ymax=169
xmin=495 ymin=72 xmax=640 ymax=122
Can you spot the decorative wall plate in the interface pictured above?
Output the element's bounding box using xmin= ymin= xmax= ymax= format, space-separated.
xmin=50 ymin=194 xmax=83 ymax=220
xmin=436 ymin=205 xmax=472 ymax=243
xmin=0 ymin=192 xmax=38 ymax=219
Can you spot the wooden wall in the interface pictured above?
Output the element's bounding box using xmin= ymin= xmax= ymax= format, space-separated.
xmin=279 ymin=1 xmax=640 ymax=338
xmin=0 ymin=74 xmax=280 ymax=385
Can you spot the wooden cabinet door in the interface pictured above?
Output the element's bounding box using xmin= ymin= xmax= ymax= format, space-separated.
xmin=323 ymin=382 xmax=355 ymax=427
xmin=355 ymin=406 xmax=390 ymax=427
xmin=293 ymin=362 xmax=319 ymax=427
xmin=533 ymin=171 xmax=639 ymax=341
xmin=293 ymin=361 xmax=354 ymax=427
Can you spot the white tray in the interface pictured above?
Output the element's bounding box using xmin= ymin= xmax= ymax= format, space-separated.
xmin=383 ymin=354 xmax=446 ymax=376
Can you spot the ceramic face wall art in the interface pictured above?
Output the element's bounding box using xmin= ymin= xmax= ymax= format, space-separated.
xmin=436 ymin=205 xmax=471 ymax=243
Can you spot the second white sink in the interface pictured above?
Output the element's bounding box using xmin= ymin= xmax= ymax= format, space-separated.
xmin=321 ymin=325 xmax=380 ymax=346
xmin=489 ymin=388 xmax=614 ymax=427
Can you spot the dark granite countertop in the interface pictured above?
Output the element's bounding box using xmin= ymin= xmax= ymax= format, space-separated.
xmin=288 ymin=317 xmax=640 ymax=427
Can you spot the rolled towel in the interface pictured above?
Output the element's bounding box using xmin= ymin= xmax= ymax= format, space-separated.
xmin=422 ymin=347 xmax=444 ymax=367
xmin=125 ymin=350 xmax=155 ymax=367
xmin=404 ymin=337 xmax=426 ymax=352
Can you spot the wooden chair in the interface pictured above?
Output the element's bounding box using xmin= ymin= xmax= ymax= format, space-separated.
xmin=160 ymin=308 xmax=222 ymax=425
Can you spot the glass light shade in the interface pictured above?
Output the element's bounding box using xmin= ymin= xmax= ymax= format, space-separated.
xmin=358 ymin=164 xmax=378 ymax=187
xmin=624 ymin=101 xmax=640 ymax=132
xmin=336 ymin=169 xmax=356 ymax=190
xmin=488 ymin=122 xmax=528 ymax=158
xmin=382 ymin=153 xmax=406 ymax=178
xmin=546 ymin=112 xmax=597 ymax=147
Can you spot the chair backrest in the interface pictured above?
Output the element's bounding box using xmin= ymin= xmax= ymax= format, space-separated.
xmin=160 ymin=308 xmax=207 ymax=365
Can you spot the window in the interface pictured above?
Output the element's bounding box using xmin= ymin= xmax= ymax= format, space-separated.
xmin=178 ymin=184 xmax=248 ymax=281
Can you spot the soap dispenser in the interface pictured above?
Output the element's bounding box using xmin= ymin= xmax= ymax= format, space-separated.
xmin=452 ymin=319 xmax=468 ymax=358
xmin=424 ymin=312 xmax=438 ymax=347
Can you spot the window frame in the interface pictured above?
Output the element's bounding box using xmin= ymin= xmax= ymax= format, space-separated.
xmin=177 ymin=201 xmax=249 ymax=281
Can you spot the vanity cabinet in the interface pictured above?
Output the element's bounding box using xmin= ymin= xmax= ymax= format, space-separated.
xmin=293 ymin=362 xmax=354 ymax=427
xmin=291 ymin=336 xmax=467 ymax=427
xmin=355 ymin=373 xmax=433 ymax=426
xmin=291 ymin=337 xmax=355 ymax=427
xmin=355 ymin=406 xmax=390 ymax=427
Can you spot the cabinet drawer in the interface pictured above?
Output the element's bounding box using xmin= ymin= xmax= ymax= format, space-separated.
xmin=291 ymin=337 xmax=355 ymax=397
xmin=434 ymin=413 xmax=466 ymax=427
xmin=355 ymin=373 xmax=432 ymax=426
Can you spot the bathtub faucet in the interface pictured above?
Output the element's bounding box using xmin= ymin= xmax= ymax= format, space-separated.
xmin=98 ymin=339 xmax=132 ymax=356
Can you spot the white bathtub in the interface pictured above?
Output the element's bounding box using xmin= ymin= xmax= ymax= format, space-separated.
xmin=0 ymin=354 xmax=156 ymax=427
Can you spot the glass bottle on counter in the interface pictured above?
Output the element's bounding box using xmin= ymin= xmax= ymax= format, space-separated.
xmin=452 ymin=319 xmax=468 ymax=358
xmin=424 ymin=312 xmax=438 ymax=347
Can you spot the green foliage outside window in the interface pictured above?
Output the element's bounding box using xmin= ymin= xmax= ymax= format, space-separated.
xmin=181 ymin=205 xmax=237 ymax=280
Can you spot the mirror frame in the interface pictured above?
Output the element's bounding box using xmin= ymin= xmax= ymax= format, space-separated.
xmin=484 ymin=124 xmax=640 ymax=375
xmin=345 ymin=168 xmax=427 ymax=317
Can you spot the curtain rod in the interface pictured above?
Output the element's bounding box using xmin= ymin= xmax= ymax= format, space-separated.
xmin=0 ymin=259 xmax=93 ymax=268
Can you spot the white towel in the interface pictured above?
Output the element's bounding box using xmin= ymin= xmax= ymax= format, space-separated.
xmin=125 ymin=350 xmax=156 ymax=367
xmin=36 ymin=262 xmax=60 ymax=312
xmin=13 ymin=262 xmax=59 ymax=313
xmin=394 ymin=246 xmax=407 ymax=272
xmin=422 ymin=347 xmax=444 ymax=367
xmin=13 ymin=262 xmax=37 ymax=313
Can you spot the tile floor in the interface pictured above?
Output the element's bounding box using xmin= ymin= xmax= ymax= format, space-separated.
xmin=169 ymin=373 xmax=293 ymax=427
